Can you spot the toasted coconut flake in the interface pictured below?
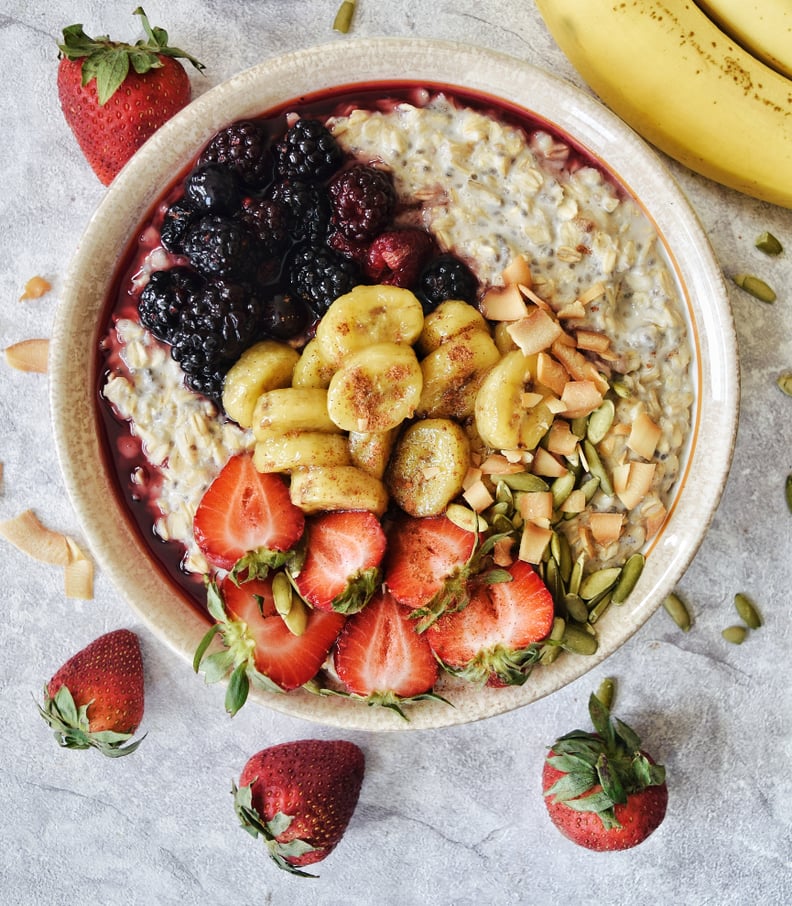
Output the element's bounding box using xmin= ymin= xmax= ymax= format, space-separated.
xmin=64 ymin=538 xmax=94 ymax=600
xmin=0 ymin=510 xmax=70 ymax=565
xmin=519 ymin=284 xmax=552 ymax=311
xmin=560 ymin=489 xmax=587 ymax=514
xmin=532 ymin=447 xmax=568 ymax=478
xmin=560 ymin=380 xmax=604 ymax=418
xmin=462 ymin=479 xmax=494 ymax=512
xmin=589 ymin=512 xmax=624 ymax=544
xmin=518 ymin=521 xmax=553 ymax=564
xmin=481 ymin=284 xmax=529 ymax=321
xmin=547 ymin=420 xmax=579 ymax=457
xmin=20 ymin=276 xmax=52 ymax=300
xmin=536 ymin=352 xmax=568 ymax=397
xmin=518 ymin=490 xmax=554 ymax=524
xmin=578 ymin=281 xmax=606 ymax=304
xmin=462 ymin=465 xmax=483 ymax=490
xmin=551 ymin=341 xmax=610 ymax=394
xmin=492 ymin=536 xmax=515 ymax=567
xmin=502 ymin=254 xmax=532 ymax=287
xmin=556 ymin=300 xmax=587 ymax=320
xmin=616 ymin=462 xmax=657 ymax=509
xmin=643 ymin=500 xmax=667 ymax=538
xmin=507 ymin=307 xmax=563 ymax=356
xmin=479 ymin=454 xmax=524 ymax=475
xmin=520 ymin=390 xmax=544 ymax=409
xmin=5 ymin=338 xmax=49 ymax=373
xmin=627 ymin=411 xmax=662 ymax=460
xmin=575 ymin=330 xmax=611 ymax=354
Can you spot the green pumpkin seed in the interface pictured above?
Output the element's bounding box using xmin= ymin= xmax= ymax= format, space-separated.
xmin=583 ymin=439 xmax=613 ymax=496
xmin=579 ymin=567 xmax=622 ymax=601
xmin=569 ymin=554 xmax=586 ymax=597
xmin=551 ymin=470 xmax=577 ymax=510
xmin=446 ymin=503 xmax=487 ymax=534
xmin=755 ymin=231 xmax=783 ymax=255
xmin=610 ymin=379 xmax=631 ymax=399
xmin=495 ymin=481 xmax=515 ymax=506
xmin=551 ymin=531 xmax=572 ymax=584
xmin=734 ymin=592 xmax=762 ymax=629
xmin=776 ymin=373 xmax=792 ymax=397
xmin=587 ymin=399 xmax=616 ymax=445
xmin=662 ymin=591 xmax=691 ymax=632
xmin=611 ymin=553 xmax=645 ymax=605
xmin=721 ymin=625 xmax=747 ymax=645
xmin=733 ymin=273 xmax=776 ymax=303
xmin=539 ymin=617 xmax=566 ymax=665
xmin=570 ymin=415 xmax=589 ymax=438
xmin=564 ymin=592 xmax=589 ymax=623
xmin=560 ymin=624 xmax=599 ymax=656
xmin=272 ymin=571 xmax=293 ymax=617
xmin=579 ymin=475 xmax=601 ymax=503
xmin=500 ymin=472 xmax=549 ymax=493
xmin=588 ymin=592 xmax=613 ymax=625
xmin=596 ymin=676 xmax=616 ymax=711
xmin=786 ymin=474 xmax=792 ymax=513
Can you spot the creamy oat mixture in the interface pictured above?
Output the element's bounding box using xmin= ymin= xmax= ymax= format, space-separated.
xmin=102 ymin=94 xmax=693 ymax=575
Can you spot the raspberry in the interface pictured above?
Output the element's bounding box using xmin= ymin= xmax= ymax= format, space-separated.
xmin=288 ymin=245 xmax=360 ymax=316
xmin=269 ymin=179 xmax=332 ymax=244
xmin=138 ymin=267 xmax=202 ymax=344
xmin=198 ymin=120 xmax=272 ymax=188
xmin=184 ymin=164 xmax=242 ymax=216
xmin=416 ymin=253 xmax=478 ymax=312
xmin=183 ymin=216 xmax=261 ymax=282
xmin=364 ymin=229 xmax=436 ymax=288
xmin=328 ymin=164 xmax=396 ymax=241
xmin=273 ymin=118 xmax=343 ymax=182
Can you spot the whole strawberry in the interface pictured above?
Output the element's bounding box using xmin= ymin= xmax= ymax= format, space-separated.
xmin=57 ymin=7 xmax=204 ymax=185
xmin=233 ymin=739 xmax=365 ymax=877
xmin=37 ymin=628 xmax=145 ymax=757
xmin=542 ymin=691 xmax=668 ymax=851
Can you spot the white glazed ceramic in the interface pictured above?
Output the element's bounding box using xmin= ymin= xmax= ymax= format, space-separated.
xmin=50 ymin=38 xmax=739 ymax=731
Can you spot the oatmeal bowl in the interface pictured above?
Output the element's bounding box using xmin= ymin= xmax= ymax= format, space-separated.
xmin=50 ymin=38 xmax=738 ymax=730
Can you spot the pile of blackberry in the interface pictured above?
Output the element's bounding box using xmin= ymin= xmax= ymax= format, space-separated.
xmin=138 ymin=113 xmax=479 ymax=409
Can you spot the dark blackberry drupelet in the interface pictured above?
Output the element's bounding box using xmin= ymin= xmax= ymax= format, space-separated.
xmin=198 ymin=120 xmax=272 ymax=189
xmin=328 ymin=164 xmax=396 ymax=241
xmin=183 ymin=363 xmax=229 ymax=403
xmin=184 ymin=165 xmax=242 ymax=216
xmin=138 ymin=267 xmax=203 ymax=344
xmin=269 ymin=179 xmax=332 ymax=244
xmin=261 ymin=291 xmax=312 ymax=340
xmin=288 ymin=245 xmax=360 ymax=316
xmin=183 ymin=215 xmax=261 ymax=282
xmin=416 ymin=253 xmax=479 ymax=313
xmin=160 ymin=199 xmax=196 ymax=255
xmin=237 ymin=197 xmax=291 ymax=259
xmin=273 ymin=118 xmax=344 ymax=182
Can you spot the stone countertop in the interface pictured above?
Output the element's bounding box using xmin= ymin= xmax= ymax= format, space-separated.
xmin=1 ymin=2 xmax=790 ymax=904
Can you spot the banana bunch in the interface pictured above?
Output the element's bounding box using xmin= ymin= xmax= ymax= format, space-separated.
xmin=534 ymin=0 xmax=792 ymax=207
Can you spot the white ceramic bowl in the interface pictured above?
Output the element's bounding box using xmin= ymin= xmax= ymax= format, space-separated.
xmin=50 ymin=38 xmax=739 ymax=731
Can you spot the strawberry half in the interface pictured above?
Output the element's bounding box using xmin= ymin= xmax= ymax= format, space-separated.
xmin=57 ymin=8 xmax=204 ymax=185
xmin=384 ymin=514 xmax=478 ymax=629
xmin=38 ymin=629 xmax=145 ymax=757
xmin=427 ymin=559 xmax=555 ymax=686
xmin=193 ymin=452 xmax=305 ymax=574
xmin=333 ymin=589 xmax=442 ymax=717
xmin=293 ymin=510 xmax=387 ymax=614
xmin=542 ymin=692 xmax=668 ymax=851
xmin=234 ymin=739 xmax=365 ymax=877
xmin=193 ymin=574 xmax=345 ymax=714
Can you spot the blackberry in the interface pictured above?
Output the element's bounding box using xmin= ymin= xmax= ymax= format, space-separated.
xmin=138 ymin=267 xmax=202 ymax=344
xmin=273 ymin=118 xmax=343 ymax=182
xmin=184 ymin=164 xmax=242 ymax=216
xmin=171 ymin=280 xmax=263 ymax=387
xmin=288 ymin=245 xmax=359 ymax=316
xmin=261 ymin=291 xmax=312 ymax=340
xmin=237 ymin=197 xmax=291 ymax=258
xmin=328 ymin=164 xmax=396 ymax=241
xmin=270 ymin=179 xmax=332 ymax=244
xmin=183 ymin=215 xmax=261 ymax=282
xmin=198 ymin=120 xmax=271 ymax=189
xmin=416 ymin=253 xmax=478 ymax=313
xmin=160 ymin=199 xmax=196 ymax=255
xmin=184 ymin=364 xmax=228 ymax=403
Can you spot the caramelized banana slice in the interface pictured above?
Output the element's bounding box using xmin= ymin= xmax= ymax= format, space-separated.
xmin=253 ymin=431 xmax=351 ymax=473
xmin=251 ymin=388 xmax=339 ymax=440
xmin=348 ymin=428 xmax=399 ymax=480
xmin=417 ymin=299 xmax=489 ymax=354
xmin=289 ymin=465 xmax=389 ymax=516
xmin=385 ymin=418 xmax=471 ymax=517
xmin=291 ymin=338 xmax=336 ymax=389
xmin=222 ymin=340 xmax=300 ymax=428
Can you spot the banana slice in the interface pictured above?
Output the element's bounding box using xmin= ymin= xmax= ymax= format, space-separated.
xmin=222 ymin=340 xmax=300 ymax=428
xmin=315 ymin=284 xmax=425 ymax=365
xmin=291 ymin=338 xmax=336 ymax=389
xmin=289 ymin=465 xmax=389 ymax=516
xmin=326 ymin=341 xmax=423 ymax=432
xmin=348 ymin=428 xmax=399 ymax=479
xmin=417 ymin=328 xmax=501 ymax=420
xmin=417 ymin=299 xmax=489 ymax=355
xmin=253 ymin=431 xmax=351 ymax=474
xmin=252 ymin=388 xmax=339 ymax=440
xmin=385 ymin=418 xmax=471 ymax=517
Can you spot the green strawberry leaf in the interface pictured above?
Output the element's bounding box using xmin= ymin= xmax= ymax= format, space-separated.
xmin=588 ymin=692 xmax=616 ymax=749
xmin=596 ymin=753 xmax=627 ymax=805
xmin=614 ymin=716 xmax=642 ymax=752
xmin=545 ymin=769 xmax=597 ymax=802
xmin=193 ymin=624 xmax=221 ymax=672
xmin=224 ymin=661 xmax=250 ymax=716
xmin=200 ymin=648 xmax=235 ymax=684
xmin=562 ymin=789 xmax=616 ymax=814
xmin=546 ymin=752 xmax=596 ymax=774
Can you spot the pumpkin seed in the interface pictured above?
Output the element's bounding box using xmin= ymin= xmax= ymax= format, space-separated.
xmin=596 ymin=676 xmax=616 ymax=710
xmin=776 ymin=373 xmax=792 ymax=397
xmin=495 ymin=481 xmax=514 ymax=506
xmin=446 ymin=503 xmax=487 ymax=534
xmin=587 ymin=399 xmax=616 ymax=444
xmin=564 ymin=592 xmax=589 ymax=623
xmin=569 ymin=554 xmax=586 ymax=597
xmin=570 ymin=416 xmax=588 ymax=438
xmin=588 ymin=592 xmax=613 ymax=625
xmin=722 ymin=625 xmax=747 ymax=645
xmin=539 ymin=617 xmax=566 ymax=665
xmin=544 ymin=557 xmax=563 ymax=604
xmin=583 ymin=439 xmax=613 ymax=496
xmin=610 ymin=379 xmax=631 ymax=399
xmin=579 ymin=475 xmax=601 ymax=503
xmin=733 ymin=273 xmax=776 ymax=303
xmin=551 ymin=531 xmax=572 ymax=584
xmin=662 ymin=591 xmax=691 ymax=632
xmin=611 ymin=553 xmax=645 ymax=605
xmin=786 ymin=474 xmax=792 ymax=513
xmin=755 ymin=231 xmax=783 ymax=255
xmin=579 ymin=566 xmax=621 ymax=601
xmin=551 ymin=470 xmax=577 ymax=510
xmin=560 ymin=624 xmax=599 ymax=656
xmin=272 ymin=571 xmax=293 ymax=617
xmin=734 ymin=592 xmax=762 ymax=629
xmin=500 ymin=472 xmax=549 ymax=493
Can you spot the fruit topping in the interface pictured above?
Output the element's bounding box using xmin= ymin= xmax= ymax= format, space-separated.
xmin=159 ymin=198 xmax=197 ymax=254
xmin=287 ymin=244 xmax=360 ymax=316
xmin=328 ymin=164 xmax=396 ymax=240
xmin=198 ymin=119 xmax=272 ymax=189
xmin=182 ymin=215 xmax=261 ymax=282
xmin=416 ymin=252 xmax=479 ymax=312
xmin=269 ymin=179 xmax=333 ymax=244
xmin=184 ymin=164 xmax=242 ymax=215
xmin=137 ymin=266 xmax=202 ymax=345
xmin=364 ymin=228 xmax=436 ymax=287
xmin=237 ymin=197 xmax=291 ymax=259
xmin=273 ymin=117 xmax=344 ymax=182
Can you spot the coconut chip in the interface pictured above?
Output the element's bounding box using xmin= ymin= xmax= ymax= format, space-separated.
xmin=5 ymin=338 xmax=49 ymax=373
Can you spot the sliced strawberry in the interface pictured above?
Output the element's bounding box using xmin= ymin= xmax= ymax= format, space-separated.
xmin=193 ymin=452 xmax=305 ymax=571
xmin=293 ymin=510 xmax=387 ymax=614
xmin=427 ymin=559 xmax=555 ymax=686
xmin=194 ymin=574 xmax=345 ymax=714
xmin=384 ymin=514 xmax=478 ymax=629
xmin=333 ymin=590 xmax=440 ymax=716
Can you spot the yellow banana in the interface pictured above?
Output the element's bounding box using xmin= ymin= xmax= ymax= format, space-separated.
xmin=695 ymin=0 xmax=792 ymax=79
xmin=535 ymin=0 xmax=792 ymax=207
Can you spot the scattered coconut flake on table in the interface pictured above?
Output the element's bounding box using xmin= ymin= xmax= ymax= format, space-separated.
xmin=5 ymin=338 xmax=49 ymax=373
xmin=19 ymin=276 xmax=52 ymax=300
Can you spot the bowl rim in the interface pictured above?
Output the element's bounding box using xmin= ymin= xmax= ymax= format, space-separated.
xmin=49 ymin=37 xmax=739 ymax=731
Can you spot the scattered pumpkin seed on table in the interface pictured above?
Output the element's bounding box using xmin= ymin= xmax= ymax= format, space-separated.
xmin=722 ymin=625 xmax=748 ymax=645
xmin=733 ymin=273 xmax=776 ymax=303
xmin=755 ymin=231 xmax=783 ymax=255
xmin=734 ymin=593 xmax=762 ymax=629
xmin=662 ymin=591 xmax=691 ymax=631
